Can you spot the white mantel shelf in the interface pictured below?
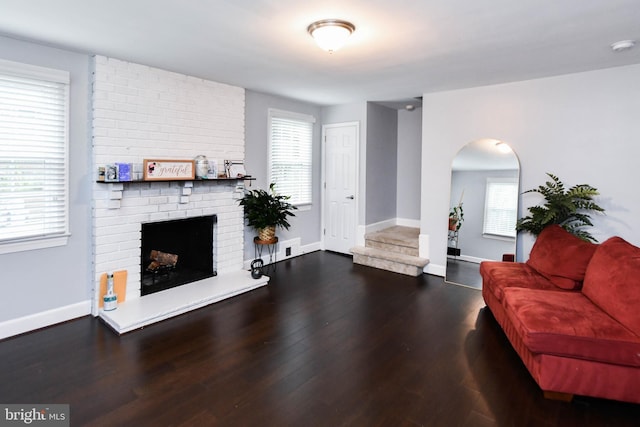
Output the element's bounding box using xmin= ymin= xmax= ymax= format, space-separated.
xmin=99 ymin=270 xmax=269 ymax=334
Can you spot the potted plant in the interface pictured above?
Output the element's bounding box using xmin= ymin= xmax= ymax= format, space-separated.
xmin=238 ymin=183 xmax=297 ymax=242
xmin=449 ymin=204 xmax=464 ymax=231
xmin=515 ymin=173 xmax=604 ymax=242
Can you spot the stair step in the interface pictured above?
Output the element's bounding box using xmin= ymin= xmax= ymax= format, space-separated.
xmin=365 ymin=226 xmax=420 ymax=249
xmin=350 ymin=246 xmax=429 ymax=277
xmin=366 ymin=239 xmax=419 ymax=257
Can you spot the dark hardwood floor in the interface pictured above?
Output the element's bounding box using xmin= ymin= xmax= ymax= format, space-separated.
xmin=2 ymin=251 xmax=639 ymax=426
xmin=446 ymin=258 xmax=482 ymax=289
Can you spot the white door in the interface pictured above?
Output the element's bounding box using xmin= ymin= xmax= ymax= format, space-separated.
xmin=323 ymin=122 xmax=359 ymax=254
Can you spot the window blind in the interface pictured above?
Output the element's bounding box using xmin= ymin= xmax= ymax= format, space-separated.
xmin=483 ymin=178 xmax=518 ymax=238
xmin=269 ymin=110 xmax=314 ymax=205
xmin=0 ymin=60 xmax=70 ymax=247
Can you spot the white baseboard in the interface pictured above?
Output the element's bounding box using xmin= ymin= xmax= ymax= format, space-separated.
xmin=396 ymin=218 xmax=420 ymax=228
xmin=426 ymin=257 xmax=488 ymax=277
xmin=364 ymin=219 xmax=397 ymax=235
xmin=424 ymin=263 xmax=446 ymax=277
xmin=456 ymin=255 xmax=487 ymax=264
xmin=244 ymin=238 xmax=322 ymax=269
xmin=0 ymin=300 xmax=91 ymax=340
xmin=302 ymin=241 xmax=322 ymax=254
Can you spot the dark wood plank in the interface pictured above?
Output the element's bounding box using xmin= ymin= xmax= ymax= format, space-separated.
xmin=1 ymin=251 xmax=639 ymax=426
xmin=446 ymin=258 xmax=483 ymax=289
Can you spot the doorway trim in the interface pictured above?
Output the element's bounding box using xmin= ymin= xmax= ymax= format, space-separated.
xmin=321 ymin=121 xmax=360 ymax=253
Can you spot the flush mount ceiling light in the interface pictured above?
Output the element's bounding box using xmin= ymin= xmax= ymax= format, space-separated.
xmin=495 ymin=141 xmax=512 ymax=153
xmin=307 ymin=19 xmax=356 ymax=53
xmin=611 ymin=40 xmax=636 ymax=52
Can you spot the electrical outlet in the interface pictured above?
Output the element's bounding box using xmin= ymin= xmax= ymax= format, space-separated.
xmin=285 ymin=247 xmax=291 ymax=256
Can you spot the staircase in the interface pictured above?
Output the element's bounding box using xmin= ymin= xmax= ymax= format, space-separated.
xmin=350 ymin=226 xmax=429 ymax=276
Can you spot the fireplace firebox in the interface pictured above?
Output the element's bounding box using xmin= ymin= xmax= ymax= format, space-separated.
xmin=140 ymin=215 xmax=216 ymax=296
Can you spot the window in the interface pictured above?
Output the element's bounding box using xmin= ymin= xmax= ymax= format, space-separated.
xmin=483 ymin=177 xmax=518 ymax=238
xmin=0 ymin=59 xmax=70 ymax=254
xmin=269 ymin=109 xmax=315 ymax=206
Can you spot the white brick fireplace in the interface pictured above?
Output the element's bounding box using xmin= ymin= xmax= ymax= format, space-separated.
xmin=90 ymin=56 xmax=266 ymax=333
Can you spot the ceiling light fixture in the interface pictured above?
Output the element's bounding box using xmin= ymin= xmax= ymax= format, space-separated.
xmin=495 ymin=141 xmax=512 ymax=154
xmin=307 ymin=19 xmax=355 ymax=53
xmin=611 ymin=40 xmax=636 ymax=52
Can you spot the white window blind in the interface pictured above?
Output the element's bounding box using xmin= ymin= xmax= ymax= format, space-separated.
xmin=269 ymin=109 xmax=315 ymax=206
xmin=0 ymin=59 xmax=70 ymax=251
xmin=483 ymin=178 xmax=518 ymax=238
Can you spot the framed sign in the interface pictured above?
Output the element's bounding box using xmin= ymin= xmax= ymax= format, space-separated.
xmin=143 ymin=159 xmax=195 ymax=181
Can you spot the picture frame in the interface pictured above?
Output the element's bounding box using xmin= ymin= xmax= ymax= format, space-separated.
xmin=224 ymin=160 xmax=246 ymax=178
xmin=143 ymin=159 xmax=195 ymax=181
xmin=104 ymin=164 xmax=119 ymax=182
xmin=208 ymin=158 xmax=219 ymax=179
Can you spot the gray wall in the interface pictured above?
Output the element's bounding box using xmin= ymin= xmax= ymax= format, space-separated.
xmin=397 ymin=108 xmax=422 ymax=221
xmin=365 ymin=102 xmax=398 ymax=224
xmin=450 ymin=169 xmax=517 ymax=261
xmin=244 ymin=90 xmax=323 ymax=260
xmin=321 ymin=102 xmax=399 ymax=226
xmin=322 ymin=103 xmax=367 ymax=126
xmin=0 ymin=36 xmax=92 ymax=322
xmin=422 ymin=63 xmax=640 ymax=275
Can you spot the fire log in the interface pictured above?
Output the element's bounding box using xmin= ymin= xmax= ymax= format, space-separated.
xmin=150 ymin=250 xmax=178 ymax=266
xmin=146 ymin=250 xmax=178 ymax=273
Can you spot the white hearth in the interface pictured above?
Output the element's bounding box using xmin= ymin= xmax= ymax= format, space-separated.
xmin=100 ymin=270 xmax=268 ymax=334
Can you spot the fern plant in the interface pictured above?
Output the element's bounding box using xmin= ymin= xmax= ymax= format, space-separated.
xmin=515 ymin=173 xmax=604 ymax=242
xmin=238 ymin=183 xmax=297 ymax=231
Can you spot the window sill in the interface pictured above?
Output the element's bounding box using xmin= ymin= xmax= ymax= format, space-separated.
xmin=482 ymin=233 xmax=516 ymax=242
xmin=0 ymin=234 xmax=69 ymax=255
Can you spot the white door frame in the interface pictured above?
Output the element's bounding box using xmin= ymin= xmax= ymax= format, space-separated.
xmin=321 ymin=121 xmax=360 ymax=252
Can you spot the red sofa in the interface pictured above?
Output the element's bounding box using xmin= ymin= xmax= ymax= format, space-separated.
xmin=480 ymin=225 xmax=640 ymax=404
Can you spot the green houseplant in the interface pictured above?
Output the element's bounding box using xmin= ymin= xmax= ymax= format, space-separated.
xmin=238 ymin=183 xmax=297 ymax=242
xmin=449 ymin=204 xmax=464 ymax=231
xmin=515 ymin=173 xmax=604 ymax=242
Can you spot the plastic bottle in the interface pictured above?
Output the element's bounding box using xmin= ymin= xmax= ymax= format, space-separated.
xmin=103 ymin=273 xmax=118 ymax=311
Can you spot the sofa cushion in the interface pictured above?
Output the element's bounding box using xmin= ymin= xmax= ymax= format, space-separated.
xmin=582 ymin=237 xmax=640 ymax=336
xmin=526 ymin=225 xmax=598 ymax=290
xmin=480 ymin=261 xmax=558 ymax=303
xmin=502 ymin=287 xmax=640 ymax=367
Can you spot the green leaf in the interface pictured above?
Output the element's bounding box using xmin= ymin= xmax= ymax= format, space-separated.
xmin=515 ymin=172 xmax=605 ymax=242
xmin=238 ymin=183 xmax=297 ymax=231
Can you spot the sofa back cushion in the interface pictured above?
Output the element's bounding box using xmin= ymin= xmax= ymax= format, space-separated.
xmin=526 ymin=225 xmax=598 ymax=290
xmin=583 ymin=236 xmax=640 ymax=336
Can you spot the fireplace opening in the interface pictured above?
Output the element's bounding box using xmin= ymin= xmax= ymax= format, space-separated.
xmin=140 ymin=215 xmax=216 ymax=296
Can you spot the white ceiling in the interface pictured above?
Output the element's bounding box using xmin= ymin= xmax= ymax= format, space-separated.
xmin=0 ymin=0 xmax=639 ymax=107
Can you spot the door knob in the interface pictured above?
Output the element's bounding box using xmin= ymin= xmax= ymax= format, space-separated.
xmin=346 ymin=195 xmax=354 ymax=199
